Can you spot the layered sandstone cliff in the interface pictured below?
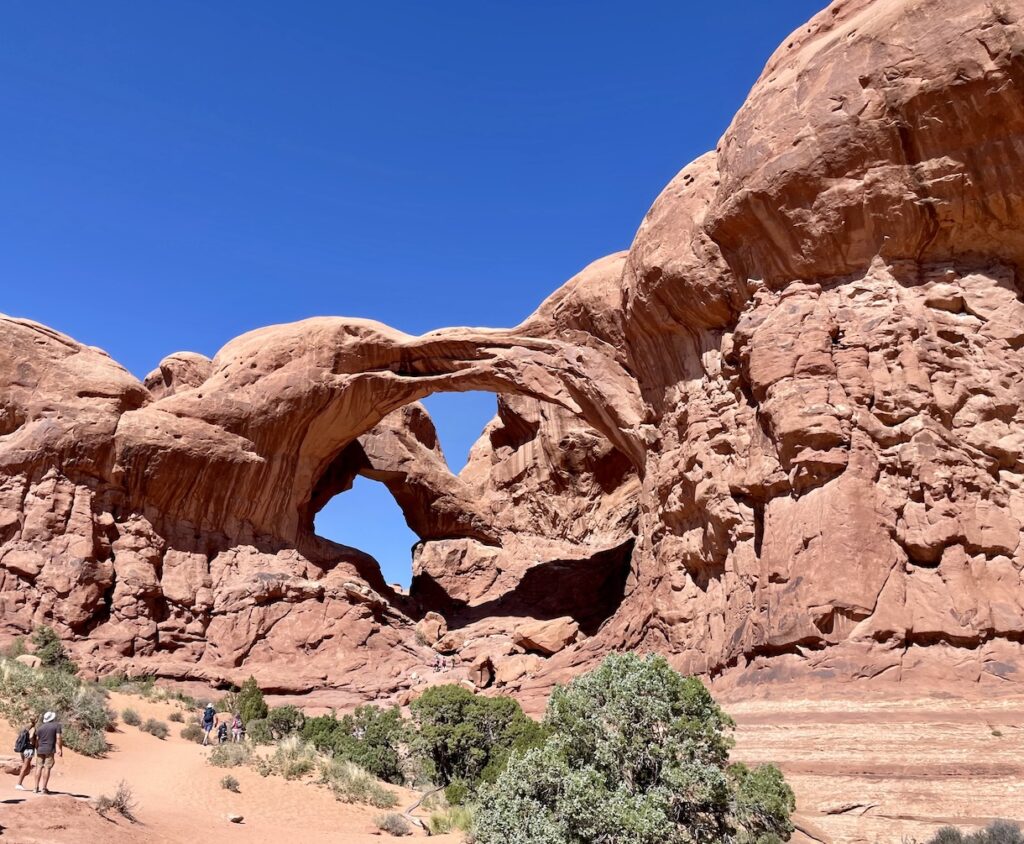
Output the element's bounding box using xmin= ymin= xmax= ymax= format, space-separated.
xmin=2 ymin=0 xmax=1023 ymax=705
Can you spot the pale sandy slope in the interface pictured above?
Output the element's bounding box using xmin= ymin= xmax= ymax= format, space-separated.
xmin=729 ymin=689 xmax=1024 ymax=844
xmin=0 ymin=692 xmax=460 ymax=844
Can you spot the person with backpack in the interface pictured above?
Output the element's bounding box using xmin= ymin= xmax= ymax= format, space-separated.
xmin=12 ymin=720 xmax=35 ymax=791
xmin=201 ymin=703 xmax=216 ymax=746
xmin=216 ymin=721 xmax=228 ymax=745
xmin=231 ymin=713 xmax=243 ymax=744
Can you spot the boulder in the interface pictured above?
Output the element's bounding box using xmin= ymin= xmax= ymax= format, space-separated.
xmin=513 ymin=618 xmax=580 ymax=656
xmin=415 ymin=612 xmax=447 ymax=646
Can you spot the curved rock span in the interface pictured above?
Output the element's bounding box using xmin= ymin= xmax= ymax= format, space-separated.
xmin=2 ymin=0 xmax=1024 ymax=707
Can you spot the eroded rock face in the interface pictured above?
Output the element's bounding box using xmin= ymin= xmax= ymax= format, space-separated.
xmin=2 ymin=0 xmax=1024 ymax=703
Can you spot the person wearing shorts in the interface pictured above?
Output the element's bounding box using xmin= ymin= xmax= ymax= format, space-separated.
xmin=33 ymin=711 xmax=61 ymax=795
xmin=14 ymin=722 xmax=35 ymax=790
xmin=201 ymin=703 xmax=216 ymax=746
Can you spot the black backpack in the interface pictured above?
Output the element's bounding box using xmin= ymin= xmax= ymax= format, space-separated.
xmin=13 ymin=728 xmax=30 ymax=754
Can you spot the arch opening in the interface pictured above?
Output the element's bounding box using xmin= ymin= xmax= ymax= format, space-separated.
xmin=304 ymin=384 xmax=640 ymax=636
xmin=313 ymin=474 xmax=419 ymax=589
xmin=420 ymin=391 xmax=500 ymax=473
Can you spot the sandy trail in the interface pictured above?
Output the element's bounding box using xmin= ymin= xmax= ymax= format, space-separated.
xmin=1 ymin=692 xmax=459 ymax=844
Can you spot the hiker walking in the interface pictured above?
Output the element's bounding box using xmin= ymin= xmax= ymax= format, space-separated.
xmin=12 ymin=720 xmax=35 ymax=791
xmin=32 ymin=711 xmax=61 ymax=795
xmin=231 ymin=713 xmax=244 ymax=744
xmin=201 ymin=703 xmax=216 ymax=746
xmin=217 ymin=720 xmax=228 ymax=745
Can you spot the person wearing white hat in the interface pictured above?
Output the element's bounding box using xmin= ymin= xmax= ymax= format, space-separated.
xmin=33 ymin=711 xmax=62 ymax=794
xmin=201 ymin=703 xmax=216 ymax=746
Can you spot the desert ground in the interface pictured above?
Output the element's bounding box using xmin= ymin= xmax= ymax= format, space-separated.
xmin=2 ymin=685 xmax=1022 ymax=843
xmin=728 ymin=689 xmax=1024 ymax=844
xmin=0 ymin=691 xmax=459 ymax=844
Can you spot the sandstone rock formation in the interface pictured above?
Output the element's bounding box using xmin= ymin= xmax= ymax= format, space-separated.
xmin=2 ymin=0 xmax=1024 ymax=706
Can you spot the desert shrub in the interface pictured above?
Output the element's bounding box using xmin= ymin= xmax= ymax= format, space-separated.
xmin=95 ymin=780 xmax=138 ymax=822
xmin=729 ymin=762 xmax=797 ymax=842
xmin=320 ymin=757 xmax=399 ymax=809
xmin=180 ymin=723 xmax=205 ymax=743
xmin=121 ymin=707 xmax=141 ymax=726
xmin=927 ymin=821 xmax=1024 ymax=844
xmin=64 ymin=724 xmax=110 ymax=757
xmin=246 ymin=717 xmax=273 ymax=745
xmin=0 ymin=659 xmax=114 ymax=756
xmin=209 ymin=742 xmax=252 ymax=768
xmin=375 ymin=812 xmax=412 ymax=836
xmin=30 ymin=626 xmax=76 ymax=674
xmin=220 ymin=774 xmax=240 ymax=792
xmin=168 ymin=710 xmax=184 ymax=723
xmin=302 ymin=704 xmax=406 ymax=784
xmin=474 ymin=652 xmax=795 ymax=844
xmin=267 ymin=705 xmax=305 ymax=738
xmin=410 ymin=684 xmax=545 ymax=796
xmin=142 ymin=718 xmax=169 ymax=739
xmin=235 ymin=676 xmax=268 ymax=723
xmin=444 ymin=779 xmax=470 ymax=806
xmin=269 ymin=735 xmax=318 ymax=779
xmin=429 ymin=804 xmax=475 ymax=835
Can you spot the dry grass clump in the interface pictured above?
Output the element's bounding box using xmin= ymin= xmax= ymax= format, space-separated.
xmin=428 ymin=804 xmax=475 ymax=835
xmin=375 ymin=812 xmax=412 ymax=836
xmin=180 ymin=723 xmax=205 ymax=743
xmin=141 ymin=718 xmax=168 ymax=739
xmin=220 ymin=774 xmax=241 ymax=792
xmin=319 ymin=757 xmax=398 ymax=809
xmin=209 ymin=742 xmax=252 ymax=767
xmin=95 ymin=780 xmax=138 ymax=822
xmin=268 ymin=735 xmax=318 ymax=780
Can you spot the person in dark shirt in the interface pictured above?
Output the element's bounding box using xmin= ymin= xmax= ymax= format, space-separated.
xmin=33 ymin=711 xmax=62 ymax=795
xmin=201 ymin=703 xmax=216 ymax=746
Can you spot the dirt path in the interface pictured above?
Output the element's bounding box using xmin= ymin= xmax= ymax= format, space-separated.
xmin=1 ymin=692 xmax=459 ymax=844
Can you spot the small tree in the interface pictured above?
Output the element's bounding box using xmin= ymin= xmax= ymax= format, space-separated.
xmin=31 ymin=626 xmax=76 ymax=673
xmin=410 ymin=684 xmax=544 ymax=797
xmin=303 ymin=705 xmax=406 ymax=784
xmin=474 ymin=653 xmax=795 ymax=844
xmin=267 ymin=705 xmax=305 ymax=739
xmin=235 ymin=676 xmax=268 ymax=723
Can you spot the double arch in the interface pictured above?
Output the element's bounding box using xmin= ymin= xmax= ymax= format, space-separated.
xmin=116 ymin=317 xmax=647 ymax=548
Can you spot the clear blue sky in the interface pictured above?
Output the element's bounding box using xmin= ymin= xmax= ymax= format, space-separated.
xmin=2 ymin=1 xmax=824 ymax=585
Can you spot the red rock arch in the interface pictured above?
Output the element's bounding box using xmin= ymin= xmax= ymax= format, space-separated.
xmin=115 ymin=318 xmax=647 ymax=546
